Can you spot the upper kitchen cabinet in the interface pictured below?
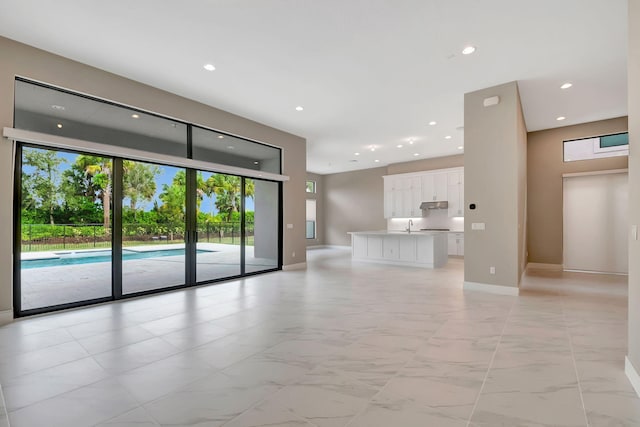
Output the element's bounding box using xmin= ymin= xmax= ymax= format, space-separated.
xmin=383 ymin=167 xmax=463 ymax=219
xmin=421 ymin=173 xmax=448 ymax=202
xmin=383 ymin=175 xmax=395 ymax=218
xmin=447 ymin=171 xmax=464 ymax=217
xmin=383 ymin=175 xmax=421 ymax=218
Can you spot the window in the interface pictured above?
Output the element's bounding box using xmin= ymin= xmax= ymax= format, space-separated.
xmin=306 ymin=180 xmax=316 ymax=193
xmin=564 ymin=132 xmax=628 ymax=162
xmin=306 ymin=199 xmax=316 ymax=239
xmin=13 ymin=78 xmax=283 ymax=316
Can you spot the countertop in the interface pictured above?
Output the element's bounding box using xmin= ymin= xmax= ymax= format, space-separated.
xmin=348 ymin=230 xmax=462 ymax=236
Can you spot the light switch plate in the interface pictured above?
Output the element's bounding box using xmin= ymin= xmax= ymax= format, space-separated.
xmin=287 ymin=224 xmax=294 ymax=229
xmin=471 ymin=222 xmax=485 ymax=230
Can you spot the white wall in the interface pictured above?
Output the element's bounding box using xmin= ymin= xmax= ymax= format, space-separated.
xmin=563 ymin=172 xmax=628 ymax=274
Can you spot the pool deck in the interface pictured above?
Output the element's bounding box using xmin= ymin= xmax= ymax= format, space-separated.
xmin=21 ymin=243 xmax=206 ymax=261
xmin=19 ymin=243 xmax=277 ymax=311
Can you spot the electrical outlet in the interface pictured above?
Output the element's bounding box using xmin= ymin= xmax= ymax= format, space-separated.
xmin=292 ymin=251 xmax=296 ymax=258
xmin=489 ymin=266 xmax=495 ymax=275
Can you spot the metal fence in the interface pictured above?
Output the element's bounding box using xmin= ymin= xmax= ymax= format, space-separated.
xmin=21 ymin=222 xmax=255 ymax=252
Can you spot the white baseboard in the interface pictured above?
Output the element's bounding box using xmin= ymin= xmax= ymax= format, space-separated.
xmin=463 ymin=281 xmax=519 ymax=296
xmin=306 ymin=245 xmax=326 ymax=249
xmin=0 ymin=309 xmax=13 ymax=326
xmin=527 ymin=263 xmax=563 ymax=271
xmin=626 ymin=356 xmax=640 ymax=398
xmin=283 ymin=262 xmax=307 ymax=271
xmin=307 ymin=244 xmax=349 ymax=250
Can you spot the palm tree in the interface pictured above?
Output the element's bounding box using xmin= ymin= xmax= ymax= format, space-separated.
xmin=79 ymin=156 xmax=113 ymax=231
xmin=123 ymin=161 xmax=160 ymax=219
xmin=203 ymin=174 xmax=254 ymax=221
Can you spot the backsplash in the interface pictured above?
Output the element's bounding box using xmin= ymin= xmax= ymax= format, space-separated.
xmin=387 ymin=209 xmax=464 ymax=232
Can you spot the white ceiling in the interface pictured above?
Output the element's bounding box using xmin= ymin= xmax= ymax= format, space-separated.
xmin=0 ymin=0 xmax=628 ymax=174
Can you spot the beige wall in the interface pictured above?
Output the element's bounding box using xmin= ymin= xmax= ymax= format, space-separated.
xmin=306 ymin=172 xmax=324 ymax=246
xmin=527 ymin=117 xmax=628 ymax=265
xmin=516 ymin=89 xmax=528 ymax=279
xmin=0 ymin=36 xmax=306 ymax=320
xmin=323 ymin=167 xmax=386 ymax=246
xmin=464 ymin=81 xmax=524 ymax=289
xmin=628 ymin=1 xmax=640 ymax=378
xmin=387 ymin=154 xmax=464 ymax=175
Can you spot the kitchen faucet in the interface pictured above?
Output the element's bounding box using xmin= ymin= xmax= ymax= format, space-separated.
xmin=406 ymin=219 xmax=413 ymax=233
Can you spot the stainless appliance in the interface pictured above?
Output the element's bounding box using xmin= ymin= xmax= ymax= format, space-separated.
xmin=419 ymin=201 xmax=448 ymax=210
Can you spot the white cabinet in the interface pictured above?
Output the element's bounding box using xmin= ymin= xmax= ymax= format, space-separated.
xmin=383 ymin=236 xmax=400 ymax=260
xmin=383 ymin=168 xmax=462 ymax=219
xmin=350 ymin=232 xmax=448 ymax=268
xmin=383 ymin=177 xmax=395 ymax=218
xmin=447 ymin=232 xmax=464 ymax=256
xmin=383 ymin=175 xmax=421 ymax=218
xmin=447 ymin=171 xmax=464 ymax=217
xmin=421 ymin=172 xmax=448 ymax=202
xmin=407 ymin=176 xmax=421 ymax=217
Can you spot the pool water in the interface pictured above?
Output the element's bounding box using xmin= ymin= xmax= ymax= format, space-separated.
xmin=22 ymin=248 xmax=212 ymax=269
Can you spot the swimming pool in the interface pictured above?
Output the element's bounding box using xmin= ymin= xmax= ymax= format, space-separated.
xmin=21 ymin=248 xmax=212 ymax=269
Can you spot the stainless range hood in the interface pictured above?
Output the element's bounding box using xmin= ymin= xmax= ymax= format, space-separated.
xmin=420 ymin=201 xmax=449 ymax=210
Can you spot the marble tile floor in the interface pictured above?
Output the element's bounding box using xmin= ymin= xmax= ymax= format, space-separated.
xmin=0 ymin=247 xmax=638 ymax=426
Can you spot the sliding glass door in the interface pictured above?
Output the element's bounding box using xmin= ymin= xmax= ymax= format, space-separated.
xmin=13 ymin=72 xmax=283 ymax=317
xmin=15 ymin=145 xmax=281 ymax=316
xmin=245 ymin=179 xmax=280 ymax=274
xmin=195 ymin=171 xmax=242 ymax=282
xmin=122 ymin=161 xmax=187 ymax=295
xmin=18 ymin=146 xmax=113 ymax=311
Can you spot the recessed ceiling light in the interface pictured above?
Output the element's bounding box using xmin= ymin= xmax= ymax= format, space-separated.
xmin=560 ymin=83 xmax=573 ymax=89
xmin=56 ymin=123 xmax=63 ymax=129
xmin=428 ymin=121 xmax=437 ymax=126
xmin=408 ymin=139 xmax=415 ymax=145
xmin=370 ymin=147 xmax=375 ymax=152
xmin=51 ymin=105 xmax=65 ymax=111
xmin=556 ymin=116 xmax=566 ymax=121
xmin=227 ymin=145 xmax=235 ymax=150
xmin=295 ymin=106 xmax=304 ymax=111
xmin=131 ymin=114 xmax=140 ymax=119
xmin=203 ymin=63 xmax=216 ymax=71
xmin=253 ymin=161 xmax=259 ymax=164
xmin=374 ymin=159 xmax=380 ymax=162
xmin=462 ymin=46 xmax=476 ymax=55
xmin=413 ymin=153 xmax=419 ymax=156
xmin=217 ymin=135 xmax=224 ymax=139
xmin=397 ymin=144 xmax=403 ymax=148
xmin=457 ymin=146 xmax=464 ymax=150
xmin=354 ymin=152 xmax=360 ymax=156
xmin=445 ymin=135 xmax=452 ymax=139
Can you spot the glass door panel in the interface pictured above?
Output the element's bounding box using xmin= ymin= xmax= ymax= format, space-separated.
xmin=19 ymin=147 xmax=113 ymax=311
xmin=195 ymin=171 xmax=241 ymax=282
xmin=122 ymin=161 xmax=186 ymax=294
xmin=245 ymin=179 xmax=279 ymax=273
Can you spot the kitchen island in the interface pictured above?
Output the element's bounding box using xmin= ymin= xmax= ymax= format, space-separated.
xmin=348 ymin=230 xmax=448 ymax=268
